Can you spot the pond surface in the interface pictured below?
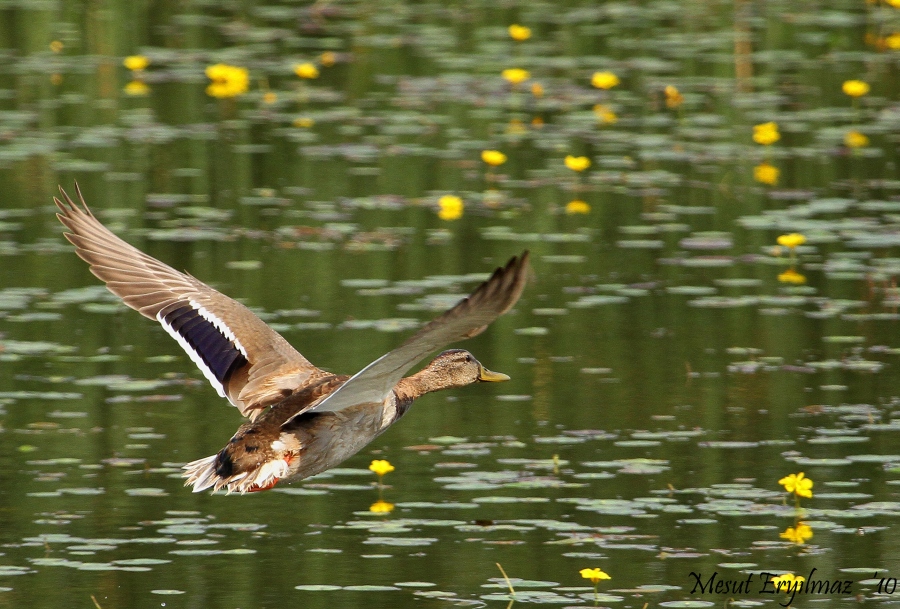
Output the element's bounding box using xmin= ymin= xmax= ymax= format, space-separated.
xmin=1 ymin=1 xmax=900 ymax=607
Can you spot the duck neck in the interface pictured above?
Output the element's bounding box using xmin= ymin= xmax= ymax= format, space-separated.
xmin=393 ymin=367 xmax=448 ymax=410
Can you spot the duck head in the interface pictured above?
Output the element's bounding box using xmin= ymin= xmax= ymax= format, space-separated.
xmin=418 ymin=348 xmax=510 ymax=390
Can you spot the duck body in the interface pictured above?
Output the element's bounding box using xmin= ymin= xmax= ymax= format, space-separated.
xmin=55 ymin=184 xmax=529 ymax=494
xmin=189 ymin=374 xmax=391 ymax=493
xmin=185 ymin=349 xmax=508 ymax=493
xmin=187 ymin=374 xmax=354 ymax=493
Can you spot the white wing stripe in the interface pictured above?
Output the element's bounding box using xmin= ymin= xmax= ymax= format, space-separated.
xmin=157 ymin=310 xmax=229 ymax=398
xmin=189 ymin=299 xmax=249 ymax=357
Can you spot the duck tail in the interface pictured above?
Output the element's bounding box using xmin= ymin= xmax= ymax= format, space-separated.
xmin=182 ymin=453 xmax=290 ymax=494
xmin=182 ymin=454 xmax=221 ymax=493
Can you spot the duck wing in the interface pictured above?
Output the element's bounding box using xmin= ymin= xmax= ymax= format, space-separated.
xmin=55 ymin=184 xmax=324 ymax=420
xmin=297 ymin=251 xmax=529 ymax=418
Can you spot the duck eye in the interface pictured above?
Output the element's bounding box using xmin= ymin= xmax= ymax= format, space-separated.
xmin=465 ymin=354 xmax=473 ymax=363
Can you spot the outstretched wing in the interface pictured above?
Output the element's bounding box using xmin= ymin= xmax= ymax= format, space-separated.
xmin=301 ymin=251 xmax=529 ymax=417
xmin=55 ymin=184 xmax=324 ymax=420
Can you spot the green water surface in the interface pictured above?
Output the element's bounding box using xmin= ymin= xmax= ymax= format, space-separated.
xmin=0 ymin=1 xmax=899 ymax=607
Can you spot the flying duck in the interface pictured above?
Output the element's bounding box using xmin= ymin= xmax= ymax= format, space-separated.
xmin=55 ymin=185 xmax=529 ymax=494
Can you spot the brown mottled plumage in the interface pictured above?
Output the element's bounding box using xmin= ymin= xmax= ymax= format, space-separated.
xmin=56 ymin=184 xmax=529 ymax=493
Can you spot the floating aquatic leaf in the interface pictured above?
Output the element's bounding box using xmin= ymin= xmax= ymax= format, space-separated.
xmin=848 ymin=454 xmax=900 ymax=463
xmin=790 ymin=457 xmax=852 ymax=466
xmin=225 ymin=260 xmax=263 ymax=270
xmin=666 ymin=286 xmax=717 ymax=295
xmin=472 ymin=496 xmax=549 ymax=504
xmin=617 ymin=239 xmax=664 ymax=249
xmin=484 ymin=579 xmax=559 ymax=589
xmin=541 ymin=255 xmax=586 ymax=264
xmin=532 ymin=308 xmax=568 ymax=316
xmin=125 ymin=488 xmax=168 ymax=496
xmin=394 ymin=581 xmax=436 ymax=588
xmin=535 ymin=435 xmax=583 ymax=444
xmin=716 ymin=278 xmax=763 ymax=288
xmin=807 ymin=436 xmax=868 ymax=445
xmin=0 ymin=566 xmax=31 ymax=576
xmin=67 ymin=544 xmax=117 ymax=552
xmin=481 ymin=591 xmax=574 ymax=603
xmin=157 ymin=525 xmax=206 ymax=535
xmin=61 ymin=487 xmax=105 ymax=496
xmin=678 ymin=518 xmax=717 ymax=525
xmin=514 ymin=326 xmax=549 ymax=336
xmin=76 ymin=563 xmax=118 ymax=571
xmin=840 ymin=567 xmax=883 ymax=574
xmin=679 ymin=234 xmax=733 ymax=250
xmin=614 ymin=440 xmax=661 ymax=448
xmin=823 ymin=335 xmax=866 ymax=344
xmin=699 ymin=441 xmax=759 ymax=449
xmin=274 ymin=487 xmax=329 ymax=496
xmin=816 ymin=492 xmax=872 ymax=500
xmin=569 ymin=295 xmax=629 ymax=307
xmin=0 ymin=339 xmax=75 ymax=355
xmin=303 ymin=483 xmax=371 ymax=491
xmin=363 ymin=536 xmax=438 ymax=547
xmin=689 ymin=296 xmax=758 ymax=308
xmin=392 ymin=501 xmax=477 ymax=509
xmin=429 ymin=436 xmax=468 ymax=444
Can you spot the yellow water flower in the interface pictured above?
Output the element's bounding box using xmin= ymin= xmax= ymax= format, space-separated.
xmin=593 ymin=104 xmax=618 ymax=124
xmin=531 ymin=82 xmax=544 ymax=97
xmin=780 ymin=523 xmax=813 ymax=544
xmin=124 ymin=55 xmax=150 ymax=71
xmin=294 ymin=62 xmax=319 ymax=79
xmin=263 ymin=91 xmax=277 ymax=104
xmin=771 ymin=573 xmax=805 ymax=591
xmin=369 ymin=500 xmax=395 ymax=513
xmin=49 ymin=40 xmax=63 ymax=53
xmin=753 ymin=121 xmax=780 ymax=145
xmin=779 ymin=472 xmax=813 ymax=499
xmin=506 ymin=119 xmax=527 ymax=134
xmin=842 ymin=79 xmax=870 ymax=97
xmin=437 ymin=195 xmax=464 ymax=221
xmin=124 ymin=81 xmax=150 ymax=96
xmin=320 ymin=51 xmax=336 ymax=67
xmin=888 ymin=0 xmax=900 ymax=7
xmin=753 ymin=162 xmax=779 ymax=185
xmin=591 ymin=71 xmax=620 ymax=89
xmin=564 ymin=155 xmax=591 ymax=172
xmin=205 ymin=63 xmax=249 ymax=98
xmin=844 ymin=130 xmax=869 ymax=148
xmin=481 ymin=150 xmax=507 ymax=166
xmin=293 ymin=117 xmax=315 ymax=128
xmin=778 ymin=269 xmax=806 ymax=285
xmin=566 ymin=200 xmax=591 ymax=215
xmin=777 ymin=233 xmax=806 ymax=249
xmin=508 ymin=24 xmax=531 ymax=41
xmin=887 ymin=33 xmax=900 ymax=49
xmin=502 ymin=68 xmax=530 ymax=84
xmin=664 ymin=85 xmax=683 ymax=108
xmin=580 ymin=568 xmax=611 ymax=584
xmin=369 ymin=459 xmax=395 ymax=477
